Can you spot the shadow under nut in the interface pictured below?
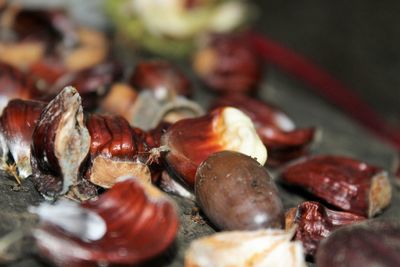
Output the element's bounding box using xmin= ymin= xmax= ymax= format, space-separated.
xmin=195 ymin=151 xmax=284 ymax=230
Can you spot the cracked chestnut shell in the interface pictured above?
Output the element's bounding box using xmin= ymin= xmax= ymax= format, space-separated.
xmin=193 ymin=34 xmax=262 ymax=94
xmin=195 ymin=151 xmax=284 ymax=230
xmin=212 ymin=94 xmax=315 ymax=166
xmin=31 ymin=86 xmax=91 ymax=199
xmin=0 ymin=99 xmax=45 ymax=178
xmin=33 ymin=177 xmax=179 ymax=267
xmin=84 ymin=114 xmax=154 ymax=188
xmin=161 ymin=107 xmax=267 ymax=188
xmin=281 ymin=155 xmax=392 ymax=217
xmin=316 ymin=220 xmax=400 ymax=267
xmin=129 ymin=60 xmax=191 ymax=99
xmin=285 ymin=201 xmax=365 ymax=257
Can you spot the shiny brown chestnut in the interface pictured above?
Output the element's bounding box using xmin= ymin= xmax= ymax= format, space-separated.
xmin=84 ymin=114 xmax=154 ymax=188
xmin=281 ymin=155 xmax=392 ymax=217
xmin=161 ymin=107 xmax=267 ymax=188
xmin=129 ymin=60 xmax=191 ymax=99
xmin=316 ymin=219 xmax=400 ymax=267
xmin=212 ymin=94 xmax=315 ymax=166
xmin=195 ymin=151 xmax=284 ymax=230
xmin=193 ymin=34 xmax=262 ymax=94
xmin=31 ymin=86 xmax=91 ymax=199
xmin=285 ymin=201 xmax=365 ymax=257
xmin=0 ymin=99 xmax=45 ymax=179
xmin=31 ymin=177 xmax=179 ymax=267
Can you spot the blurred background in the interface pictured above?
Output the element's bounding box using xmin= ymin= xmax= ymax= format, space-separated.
xmin=256 ymin=1 xmax=400 ymax=126
xmin=12 ymin=0 xmax=400 ymax=130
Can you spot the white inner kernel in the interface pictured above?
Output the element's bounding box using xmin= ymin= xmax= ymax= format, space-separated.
xmin=186 ymin=228 xmax=306 ymax=267
xmin=220 ymin=107 xmax=267 ymax=165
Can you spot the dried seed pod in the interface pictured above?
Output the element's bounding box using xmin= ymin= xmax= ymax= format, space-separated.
xmin=185 ymin=228 xmax=306 ymax=267
xmin=32 ymin=177 xmax=179 ymax=267
xmin=31 ymin=86 xmax=90 ymax=199
xmin=195 ymin=151 xmax=284 ymax=230
xmin=129 ymin=60 xmax=192 ymax=99
xmin=316 ymin=219 xmax=400 ymax=267
xmin=285 ymin=201 xmax=365 ymax=257
xmin=161 ymin=107 xmax=267 ymax=187
xmin=193 ymin=34 xmax=262 ymax=94
xmin=281 ymin=155 xmax=392 ymax=217
xmin=212 ymin=94 xmax=315 ymax=166
xmin=84 ymin=114 xmax=152 ymax=188
xmin=0 ymin=99 xmax=45 ymax=178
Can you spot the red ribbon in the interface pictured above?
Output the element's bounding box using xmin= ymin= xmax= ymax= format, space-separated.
xmin=248 ymin=32 xmax=400 ymax=149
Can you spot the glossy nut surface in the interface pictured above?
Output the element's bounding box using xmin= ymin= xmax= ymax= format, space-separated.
xmin=195 ymin=151 xmax=283 ymax=230
xmin=84 ymin=114 xmax=153 ymax=188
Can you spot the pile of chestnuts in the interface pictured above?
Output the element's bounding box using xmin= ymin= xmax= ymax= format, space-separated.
xmin=0 ymin=3 xmax=396 ymax=267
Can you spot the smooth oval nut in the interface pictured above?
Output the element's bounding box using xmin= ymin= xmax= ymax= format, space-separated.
xmin=195 ymin=150 xmax=283 ymax=230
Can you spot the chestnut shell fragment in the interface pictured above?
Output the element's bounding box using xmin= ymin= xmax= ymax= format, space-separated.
xmin=33 ymin=177 xmax=179 ymax=267
xmin=0 ymin=99 xmax=45 ymax=178
xmin=129 ymin=60 xmax=191 ymax=98
xmin=193 ymin=34 xmax=262 ymax=94
xmin=195 ymin=151 xmax=283 ymax=230
xmin=281 ymin=155 xmax=392 ymax=217
xmin=84 ymin=114 xmax=154 ymax=188
xmin=285 ymin=201 xmax=365 ymax=257
xmin=316 ymin=220 xmax=400 ymax=267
